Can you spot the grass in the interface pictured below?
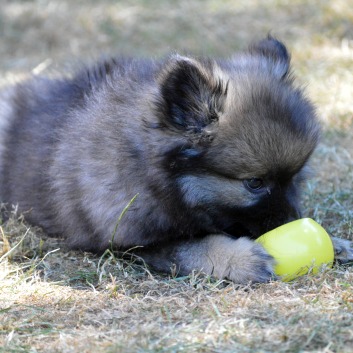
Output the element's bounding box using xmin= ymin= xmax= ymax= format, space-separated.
xmin=1 ymin=0 xmax=353 ymax=352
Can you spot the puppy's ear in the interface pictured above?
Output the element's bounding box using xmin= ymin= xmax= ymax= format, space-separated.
xmin=249 ymin=36 xmax=290 ymax=79
xmin=157 ymin=56 xmax=226 ymax=134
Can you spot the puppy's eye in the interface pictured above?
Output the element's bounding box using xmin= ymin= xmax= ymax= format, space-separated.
xmin=244 ymin=178 xmax=264 ymax=191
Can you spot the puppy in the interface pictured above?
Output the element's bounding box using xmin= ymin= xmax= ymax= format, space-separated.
xmin=0 ymin=36 xmax=352 ymax=283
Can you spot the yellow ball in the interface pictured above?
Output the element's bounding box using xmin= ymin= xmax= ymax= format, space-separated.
xmin=256 ymin=218 xmax=334 ymax=281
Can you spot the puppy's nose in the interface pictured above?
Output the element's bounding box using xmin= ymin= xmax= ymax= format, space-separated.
xmin=290 ymin=206 xmax=302 ymax=221
xmin=270 ymin=206 xmax=302 ymax=230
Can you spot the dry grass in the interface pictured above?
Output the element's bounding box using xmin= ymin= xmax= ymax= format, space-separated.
xmin=1 ymin=219 xmax=353 ymax=353
xmin=1 ymin=0 xmax=353 ymax=352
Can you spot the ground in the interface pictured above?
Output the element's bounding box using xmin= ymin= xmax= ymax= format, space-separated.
xmin=1 ymin=0 xmax=353 ymax=352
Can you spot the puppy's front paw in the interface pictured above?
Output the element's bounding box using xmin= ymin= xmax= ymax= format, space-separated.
xmin=331 ymin=236 xmax=353 ymax=264
xmin=201 ymin=236 xmax=275 ymax=284
xmin=225 ymin=237 xmax=275 ymax=283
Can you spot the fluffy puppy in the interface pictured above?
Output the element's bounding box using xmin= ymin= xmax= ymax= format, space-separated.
xmin=0 ymin=37 xmax=352 ymax=283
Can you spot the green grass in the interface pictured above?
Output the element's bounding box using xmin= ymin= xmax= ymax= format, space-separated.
xmin=1 ymin=0 xmax=353 ymax=352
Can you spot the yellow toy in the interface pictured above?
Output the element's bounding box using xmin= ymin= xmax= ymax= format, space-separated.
xmin=256 ymin=218 xmax=334 ymax=281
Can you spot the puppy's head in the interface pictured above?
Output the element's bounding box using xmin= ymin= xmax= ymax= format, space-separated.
xmin=155 ymin=37 xmax=320 ymax=238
